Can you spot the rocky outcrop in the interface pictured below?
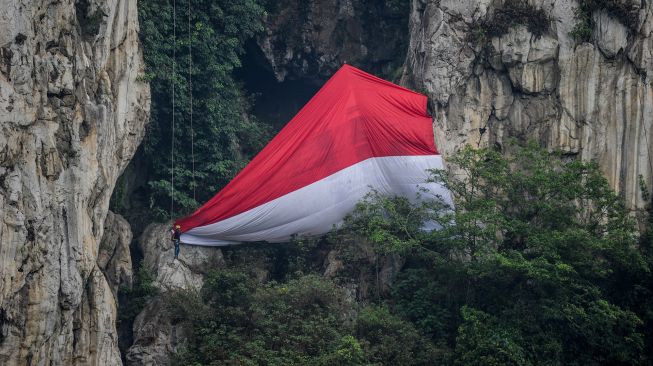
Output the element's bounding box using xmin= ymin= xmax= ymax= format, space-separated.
xmin=67 ymin=211 xmax=134 ymax=366
xmin=404 ymin=0 xmax=653 ymax=209
xmin=126 ymin=223 xmax=224 ymax=366
xmin=259 ymin=0 xmax=410 ymax=82
xmin=72 ymin=216 xmax=126 ymax=366
xmin=125 ymin=224 xmax=405 ymax=365
xmin=0 ymin=0 xmax=149 ymax=364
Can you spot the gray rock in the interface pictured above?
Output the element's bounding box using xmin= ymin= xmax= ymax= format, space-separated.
xmin=126 ymin=298 xmax=177 ymax=366
xmin=594 ymin=10 xmax=629 ymax=58
xmin=138 ymin=223 xmax=225 ymax=291
xmin=0 ymin=0 xmax=150 ymax=364
xmin=258 ymin=0 xmax=410 ymax=82
xmin=98 ymin=212 xmax=134 ymax=295
xmin=404 ymin=0 xmax=653 ymax=209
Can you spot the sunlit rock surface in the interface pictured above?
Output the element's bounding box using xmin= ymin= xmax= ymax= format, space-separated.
xmin=0 ymin=0 xmax=150 ymax=364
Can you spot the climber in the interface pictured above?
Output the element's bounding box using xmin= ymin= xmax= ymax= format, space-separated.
xmin=170 ymin=225 xmax=182 ymax=259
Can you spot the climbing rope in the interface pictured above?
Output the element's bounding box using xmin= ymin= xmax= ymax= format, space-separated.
xmin=188 ymin=0 xmax=196 ymax=202
xmin=170 ymin=0 xmax=176 ymax=218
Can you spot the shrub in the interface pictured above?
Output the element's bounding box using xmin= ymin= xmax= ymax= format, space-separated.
xmin=167 ymin=271 xmax=351 ymax=366
xmin=570 ymin=0 xmax=638 ymax=42
xmin=454 ymin=307 xmax=528 ymax=366
xmin=468 ymin=0 xmax=550 ymax=44
xmin=137 ymin=0 xmax=271 ymax=219
xmin=356 ymin=305 xmax=443 ymax=365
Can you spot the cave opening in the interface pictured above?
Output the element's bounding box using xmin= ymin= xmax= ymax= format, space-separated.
xmin=235 ymin=40 xmax=322 ymax=132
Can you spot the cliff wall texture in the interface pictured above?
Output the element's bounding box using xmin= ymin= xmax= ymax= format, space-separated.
xmin=403 ymin=0 xmax=653 ymax=209
xmin=0 ymin=0 xmax=149 ymax=364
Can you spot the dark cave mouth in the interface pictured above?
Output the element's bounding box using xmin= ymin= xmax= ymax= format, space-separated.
xmin=235 ymin=40 xmax=322 ymax=131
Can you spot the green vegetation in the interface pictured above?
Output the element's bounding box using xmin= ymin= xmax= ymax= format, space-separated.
xmin=569 ymin=9 xmax=594 ymax=42
xmin=160 ymin=143 xmax=652 ymax=365
xmin=469 ymin=0 xmax=549 ymax=44
xmin=117 ymin=264 xmax=159 ymax=352
xmin=133 ymin=2 xmax=651 ymax=364
xmin=118 ymin=265 xmax=158 ymax=329
xmin=570 ymin=0 xmax=637 ymax=42
xmin=138 ymin=0 xmax=271 ymax=219
xmin=354 ymin=143 xmax=652 ymax=364
xmin=134 ymin=0 xmax=414 ymax=220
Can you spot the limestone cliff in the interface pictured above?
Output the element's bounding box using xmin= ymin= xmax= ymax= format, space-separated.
xmin=403 ymin=0 xmax=653 ymax=209
xmin=0 ymin=0 xmax=149 ymax=364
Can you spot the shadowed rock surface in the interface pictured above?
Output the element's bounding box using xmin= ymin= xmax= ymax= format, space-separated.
xmin=259 ymin=0 xmax=410 ymax=82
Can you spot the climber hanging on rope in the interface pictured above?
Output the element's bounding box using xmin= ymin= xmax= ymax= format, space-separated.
xmin=171 ymin=225 xmax=182 ymax=259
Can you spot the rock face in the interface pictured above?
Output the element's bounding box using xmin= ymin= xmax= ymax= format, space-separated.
xmin=74 ymin=211 xmax=133 ymax=366
xmin=259 ymin=0 xmax=410 ymax=82
xmin=138 ymin=223 xmax=225 ymax=292
xmin=126 ymin=223 xmax=224 ymax=366
xmin=403 ymin=0 xmax=653 ymax=209
xmin=0 ymin=0 xmax=149 ymax=364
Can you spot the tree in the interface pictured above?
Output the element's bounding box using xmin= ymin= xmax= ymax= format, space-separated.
xmin=138 ymin=0 xmax=270 ymax=219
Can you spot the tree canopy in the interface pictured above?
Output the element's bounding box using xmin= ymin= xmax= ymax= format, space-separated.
xmin=346 ymin=143 xmax=652 ymax=365
xmin=160 ymin=143 xmax=653 ymax=365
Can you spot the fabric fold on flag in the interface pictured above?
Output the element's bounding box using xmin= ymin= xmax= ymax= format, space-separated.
xmin=175 ymin=64 xmax=452 ymax=246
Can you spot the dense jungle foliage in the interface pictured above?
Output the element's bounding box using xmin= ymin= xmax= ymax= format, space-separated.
xmin=137 ymin=0 xmax=271 ymax=218
xmin=159 ymin=144 xmax=653 ymax=365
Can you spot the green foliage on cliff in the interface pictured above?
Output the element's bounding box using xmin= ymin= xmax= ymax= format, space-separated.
xmin=468 ymin=0 xmax=550 ymax=44
xmin=138 ymin=0 xmax=270 ymax=219
xmin=347 ymin=143 xmax=652 ymax=365
xmin=159 ymin=144 xmax=652 ymax=365
xmin=570 ymin=0 xmax=638 ymax=42
xmin=165 ymin=271 xmax=436 ymax=366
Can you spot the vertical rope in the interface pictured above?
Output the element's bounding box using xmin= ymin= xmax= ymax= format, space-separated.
xmin=188 ymin=0 xmax=196 ymax=202
xmin=170 ymin=0 xmax=176 ymax=219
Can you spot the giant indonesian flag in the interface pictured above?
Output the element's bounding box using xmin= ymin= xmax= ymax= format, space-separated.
xmin=175 ymin=64 xmax=452 ymax=246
